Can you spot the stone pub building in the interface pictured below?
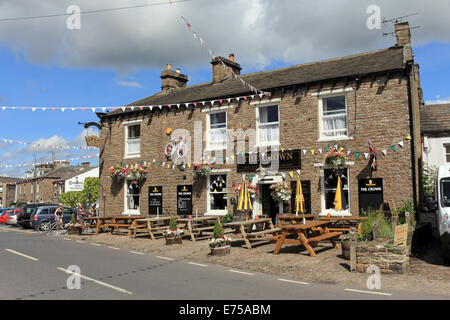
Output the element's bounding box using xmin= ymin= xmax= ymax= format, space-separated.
xmin=97 ymin=22 xmax=423 ymax=222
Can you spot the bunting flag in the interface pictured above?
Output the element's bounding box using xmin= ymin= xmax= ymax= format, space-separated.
xmin=398 ymin=141 xmax=404 ymax=148
xmin=0 ymin=153 xmax=98 ymax=169
xmin=382 ymin=149 xmax=387 ymax=156
xmin=310 ymin=149 xmax=315 ymax=155
xmin=0 ymin=138 xmax=96 ymax=150
xmin=406 ymin=135 xmax=412 ymax=140
xmin=368 ymin=138 xmax=377 ymax=170
xmin=391 ymin=145 xmax=397 ymax=152
xmin=364 ymin=153 xmax=369 ymax=160
xmin=355 ymin=152 xmax=360 ymax=159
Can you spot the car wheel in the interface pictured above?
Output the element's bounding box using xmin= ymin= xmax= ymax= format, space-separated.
xmin=38 ymin=222 xmax=50 ymax=234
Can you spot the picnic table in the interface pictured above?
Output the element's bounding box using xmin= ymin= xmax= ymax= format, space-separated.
xmin=273 ymin=220 xmax=342 ymax=257
xmin=317 ymin=216 xmax=368 ymax=233
xmin=127 ymin=216 xmax=173 ymax=239
xmin=71 ymin=217 xmax=100 ymax=234
xmin=177 ymin=216 xmax=222 ymax=241
xmin=95 ymin=216 xmax=141 ymax=235
xmin=277 ymin=213 xmax=316 ymax=226
xmin=223 ymin=218 xmax=281 ymax=250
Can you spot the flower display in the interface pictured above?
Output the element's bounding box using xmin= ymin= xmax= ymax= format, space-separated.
xmin=193 ymin=161 xmax=214 ymax=176
xmin=109 ymin=165 xmax=129 ymax=181
xmin=129 ymin=163 xmax=149 ymax=182
xmin=163 ymin=227 xmax=184 ymax=238
xmin=323 ymin=147 xmax=348 ymax=169
xmin=232 ymin=183 xmax=258 ymax=199
xmin=269 ymin=182 xmax=292 ymax=202
xmin=209 ymin=235 xmax=231 ymax=248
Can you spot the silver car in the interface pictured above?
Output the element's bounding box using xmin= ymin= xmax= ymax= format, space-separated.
xmin=6 ymin=209 xmax=19 ymax=226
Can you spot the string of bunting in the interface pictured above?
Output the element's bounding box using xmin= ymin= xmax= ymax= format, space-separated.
xmin=0 ymin=138 xmax=97 ymax=150
xmin=0 ymin=153 xmax=99 ymax=169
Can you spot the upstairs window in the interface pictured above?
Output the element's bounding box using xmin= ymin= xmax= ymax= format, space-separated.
xmin=257 ymin=105 xmax=280 ymax=146
xmin=445 ymin=145 xmax=450 ymax=163
xmin=207 ymin=111 xmax=227 ymax=150
xmin=320 ymin=95 xmax=348 ymax=138
xmin=125 ymin=123 xmax=141 ymax=157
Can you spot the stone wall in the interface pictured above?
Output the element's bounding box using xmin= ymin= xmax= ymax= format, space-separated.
xmin=356 ymin=242 xmax=410 ymax=273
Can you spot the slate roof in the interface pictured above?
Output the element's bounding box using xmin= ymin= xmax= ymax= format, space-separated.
xmin=102 ymin=46 xmax=406 ymax=118
xmin=0 ymin=176 xmax=20 ymax=184
xmin=420 ymin=103 xmax=450 ymax=136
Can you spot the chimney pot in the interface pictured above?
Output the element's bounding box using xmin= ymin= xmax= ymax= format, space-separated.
xmin=167 ymin=64 xmax=172 ymax=70
xmin=229 ymin=53 xmax=235 ymax=61
xmin=211 ymin=54 xmax=241 ymax=83
xmin=176 ymin=68 xmax=181 ymax=74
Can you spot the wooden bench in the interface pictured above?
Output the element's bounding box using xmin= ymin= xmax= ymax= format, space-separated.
xmin=246 ymin=227 xmax=282 ymax=238
xmin=307 ymin=231 xmax=342 ymax=244
xmin=223 ymin=218 xmax=280 ymax=249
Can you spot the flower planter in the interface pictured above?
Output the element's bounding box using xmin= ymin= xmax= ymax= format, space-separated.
xmin=209 ymin=245 xmax=231 ymax=256
xmin=341 ymin=240 xmax=351 ymax=260
xmin=165 ymin=236 xmax=182 ymax=245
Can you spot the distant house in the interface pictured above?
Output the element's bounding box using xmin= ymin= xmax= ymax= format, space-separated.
xmin=16 ymin=161 xmax=94 ymax=204
xmin=0 ymin=176 xmax=19 ymax=207
xmin=64 ymin=166 xmax=99 ymax=192
xmin=421 ymin=103 xmax=450 ymax=168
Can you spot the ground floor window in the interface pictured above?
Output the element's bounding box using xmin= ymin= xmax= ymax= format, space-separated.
xmin=208 ymin=174 xmax=227 ymax=214
xmin=125 ymin=180 xmax=140 ymax=214
xmin=321 ymin=168 xmax=350 ymax=215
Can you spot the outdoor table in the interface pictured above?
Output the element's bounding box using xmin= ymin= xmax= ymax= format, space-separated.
xmin=317 ymin=216 xmax=368 ymax=233
xmin=74 ymin=217 xmax=100 ymax=234
xmin=128 ymin=216 xmax=174 ymax=240
xmin=96 ymin=215 xmax=141 ymax=235
xmin=223 ymin=218 xmax=281 ymax=250
xmin=177 ymin=216 xmax=222 ymax=241
xmin=273 ymin=220 xmax=342 ymax=257
xmin=277 ymin=213 xmax=316 ymax=226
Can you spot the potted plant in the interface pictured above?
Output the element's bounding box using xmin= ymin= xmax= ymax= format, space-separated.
xmin=209 ymin=221 xmax=231 ymax=255
xmin=163 ymin=217 xmax=184 ymax=245
xmin=341 ymin=232 xmax=364 ymax=260
xmin=193 ymin=161 xmax=214 ymax=176
xmin=109 ymin=165 xmax=129 ymax=182
xmin=269 ymin=182 xmax=292 ymax=202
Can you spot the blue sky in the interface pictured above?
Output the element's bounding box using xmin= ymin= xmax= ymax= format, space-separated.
xmin=0 ymin=0 xmax=449 ymax=177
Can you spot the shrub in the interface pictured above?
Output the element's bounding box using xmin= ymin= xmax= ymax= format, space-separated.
xmin=360 ymin=209 xmax=394 ymax=239
xmin=422 ymin=164 xmax=437 ymax=197
xmin=394 ymin=199 xmax=416 ymax=226
xmin=221 ymin=213 xmax=233 ymax=224
xmin=213 ymin=221 xmax=224 ymax=239
xmin=169 ymin=217 xmax=177 ymax=230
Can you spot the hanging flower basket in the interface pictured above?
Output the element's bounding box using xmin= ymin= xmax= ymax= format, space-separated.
xmin=193 ymin=161 xmax=214 ymax=176
xmin=322 ymin=148 xmax=348 ymax=169
xmin=269 ymin=182 xmax=292 ymax=202
xmin=109 ymin=165 xmax=129 ymax=182
xmin=232 ymin=183 xmax=258 ymax=199
xmin=129 ymin=163 xmax=149 ymax=183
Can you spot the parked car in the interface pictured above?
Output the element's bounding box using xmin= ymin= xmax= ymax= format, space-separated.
xmin=6 ymin=209 xmax=20 ymax=226
xmin=30 ymin=206 xmax=76 ymax=230
xmin=17 ymin=203 xmax=55 ymax=229
xmin=0 ymin=210 xmax=9 ymax=224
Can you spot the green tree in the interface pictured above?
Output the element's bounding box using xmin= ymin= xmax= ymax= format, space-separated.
xmin=59 ymin=191 xmax=82 ymax=209
xmin=80 ymin=177 xmax=99 ymax=207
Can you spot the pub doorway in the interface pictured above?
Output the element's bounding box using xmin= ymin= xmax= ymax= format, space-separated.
xmin=260 ymin=184 xmax=279 ymax=225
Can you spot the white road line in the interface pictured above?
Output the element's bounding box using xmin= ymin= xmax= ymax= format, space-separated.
xmin=91 ymin=243 xmax=101 ymax=246
xmin=63 ymin=238 xmax=71 ymax=241
xmin=344 ymin=288 xmax=392 ymax=296
xmin=76 ymin=240 xmax=84 ymax=243
xmin=228 ymin=270 xmax=254 ymax=276
xmin=278 ymin=278 xmax=310 ymax=285
xmin=156 ymin=256 xmax=174 ymax=261
xmin=57 ymin=267 xmax=133 ymax=295
xmin=130 ymin=251 xmax=144 ymax=255
xmin=108 ymin=246 xmax=120 ymax=250
xmin=5 ymin=249 xmax=39 ymax=261
xmin=188 ymin=262 xmax=208 ymax=267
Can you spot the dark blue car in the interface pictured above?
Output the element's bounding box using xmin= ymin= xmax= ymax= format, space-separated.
xmin=31 ymin=206 xmax=76 ymax=230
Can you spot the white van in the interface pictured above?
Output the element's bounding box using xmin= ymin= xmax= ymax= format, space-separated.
xmin=433 ymin=164 xmax=450 ymax=264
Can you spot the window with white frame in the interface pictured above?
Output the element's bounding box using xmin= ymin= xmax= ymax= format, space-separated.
xmin=208 ymin=174 xmax=227 ymax=214
xmin=125 ymin=180 xmax=140 ymax=214
xmin=445 ymin=144 xmax=450 ymax=163
xmin=321 ymin=168 xmax=350 ymax=215
xmin=125 ymin=123 xmax=141 ymax=157
xmin=207 ymin=111 xmax=227 ymax=150
xmin=257 ymin=105 xmax=280 ymax=146
xmin=319 ymin=95 xmax=348 ymax=138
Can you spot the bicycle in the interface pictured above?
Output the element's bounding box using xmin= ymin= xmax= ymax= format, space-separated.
xmin=38 ymin=218 xmax=68 ymax=235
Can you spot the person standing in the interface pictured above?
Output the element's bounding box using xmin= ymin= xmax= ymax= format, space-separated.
xmin=76 ymin=203 xmax=85 ymax=222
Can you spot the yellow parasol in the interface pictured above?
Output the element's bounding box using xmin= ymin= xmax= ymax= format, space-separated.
xmin=295 ymin=172 xmax=306 ymax=223
xmin=237 ymin=178 xmax=253 ymax=216
xmin=333 ymin=176 xmax=343 ymax=211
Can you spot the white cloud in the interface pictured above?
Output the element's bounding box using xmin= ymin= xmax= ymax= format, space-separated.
xmin=425 ymin=96 xmax=450 ymax=105
xmin=0 ymin=0 xmax=448 ymax=75
xmin=116 ymin=80 xmax=143 ymax=88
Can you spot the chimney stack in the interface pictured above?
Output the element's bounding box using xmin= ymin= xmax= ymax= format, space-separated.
xmin=81 ymin=162 xmax=90 ymax=170
xmin=394 ymin=21 xmax=413 ymax=62
xmin=211 ymin=53 xmax=241 ymax=83
xmin=160 ymin=64 xmax=188 ymax=94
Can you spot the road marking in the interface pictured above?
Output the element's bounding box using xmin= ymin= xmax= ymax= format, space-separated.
xmin=76 ymin=240 xmax=84 ymax=243
xmin=188 ymin=262 xmax=208 ymax=267
xmin=278 ymin=278 xmax=310 ymax=285
xmin=228 ymin=270 xmax=254 ymax=276
xmin=91 ymin=243 xmax=101 ymax=246
xmin=130 ymin=251 xmax=144 ymax=255
xmin=5 ymin=249 xmax=39 ymax=261
xmin=156 ymin=256 xmax=174 ymax=261
xmin=57 ymin=267 xmax=133 ymax=295
xmin=63 ymin=238 xmax=71 ymax=241
xmin=344 ymin=288 xmax=392 ymax=296
xmin=108 ymin=246 xmax=120 ymax=250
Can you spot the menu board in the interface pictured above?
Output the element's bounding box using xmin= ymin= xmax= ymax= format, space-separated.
xmin=358 ymin=178 xmax=383 ymax=213
xmin=148 ymin=186 xmax=163 ymax=215
xmin=177 ymin=185 xmax=192 ymax=215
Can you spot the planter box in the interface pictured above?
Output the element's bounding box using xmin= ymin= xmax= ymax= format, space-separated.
xmin=165 ymin=236 xmax=182 ymax=245
xmin=210 ymin=245 xmax=231 ymax=256
xmin=356 ymin=240 xmax=410 ymax=274
xmin=67 ymin=226 xmax=82 ymax=235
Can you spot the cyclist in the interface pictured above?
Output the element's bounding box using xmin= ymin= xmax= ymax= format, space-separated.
xmin=54 ymin=204 xmax=64 ymax=235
